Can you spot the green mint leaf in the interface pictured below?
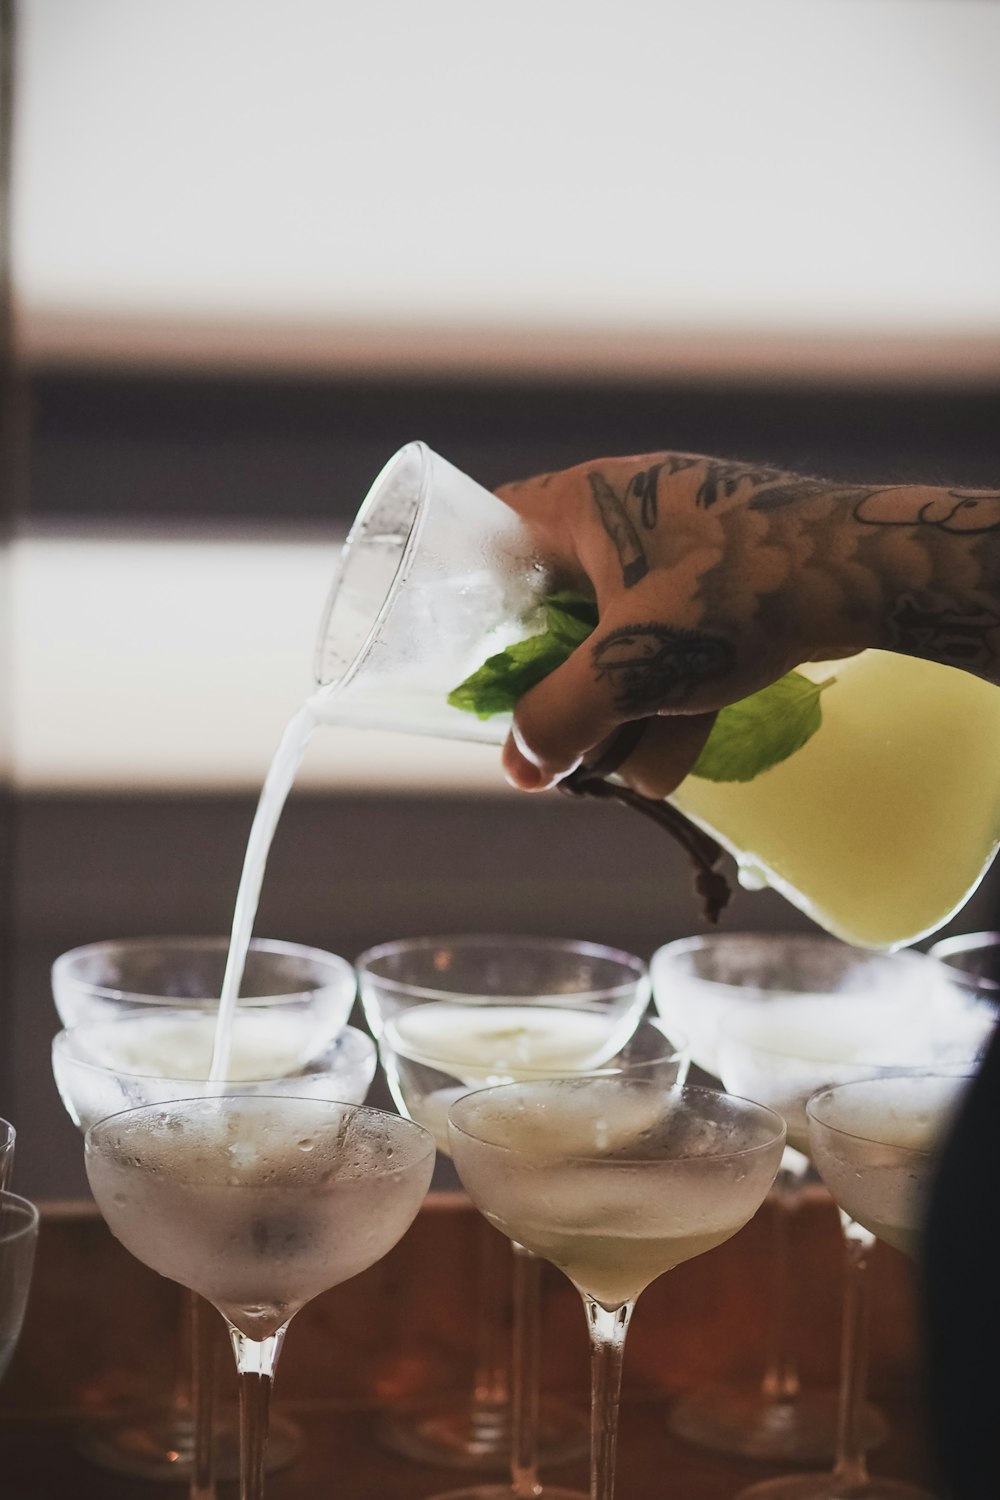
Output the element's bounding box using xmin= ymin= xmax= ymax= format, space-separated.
xmin=691 ymin=671 xmax=835 ymax=783
xmin=448 ymin=590 xmax=597 ymax=720
xmin=544 ymin=591 xmax=599 ymax=649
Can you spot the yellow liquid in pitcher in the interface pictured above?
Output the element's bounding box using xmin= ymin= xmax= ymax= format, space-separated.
xmin=670 ymin=651 xmax=1000 ymax=951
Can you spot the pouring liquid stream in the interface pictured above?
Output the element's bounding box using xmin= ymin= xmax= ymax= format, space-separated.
xmin=208 ymin=695 xmax=325 ymax=1083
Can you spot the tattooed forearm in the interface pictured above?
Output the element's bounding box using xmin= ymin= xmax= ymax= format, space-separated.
xmin=854 ymin=489 xmax=1000 ymax=535
xmin=749 ymin=481 xmax=888 ymax=513
xmin=592 ymin=624 xmax=736 ymax=716
xmin=587 ymin=471 xmax=649 ymax=586
xmin=507 ymin=449 xmax=1000 ymax=690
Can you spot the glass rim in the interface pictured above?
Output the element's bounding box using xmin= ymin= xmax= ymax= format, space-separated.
xmin=83 ymin=1092 xmax=436 ymax=1164
xmin=356 ymin=932 xmax=648 ymax=1006
xmin=51 ymin=935 xmax=356 ymax=1008
xmin=313 ymin=439 xmax=432 ymax=691
xmin=651 ymin=930 xmax=934 ymax=996
xmin=805 ymin=1068 xmax=975 ymax=1153
xmin=446 ymin=1077 xmax=785 ymax=1165
xmin=0 ymin=1190 xmax=41 ymax=1243
xmin=52 ymin=1013 xmax=374 ymax=1088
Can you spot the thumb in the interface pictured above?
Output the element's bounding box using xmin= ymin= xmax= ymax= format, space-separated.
xmin=502 ymin=636 xmax=624 ymax=792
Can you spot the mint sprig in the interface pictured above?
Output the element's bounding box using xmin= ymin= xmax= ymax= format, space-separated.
xmin=447 ymin=592 xmax=599 ymax=720
xmin=448 ymin=590 xmax=834 ymax=781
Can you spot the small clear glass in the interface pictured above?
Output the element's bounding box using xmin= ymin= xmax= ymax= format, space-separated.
xmin=50 ymin=936 xmax=358 ymax=1491
xmin=85 ymin=1095 xmax=435 ymax=1500
xmin=357 ymin=933 xmax=653 ymax=1478
xmin=449 ymin=1077 xmax=785 ymax=1500
xmin=651 ymin=933 xmax=901 ymax=1464
xmin=806 ymin=1070 xmax=974 ymax=1263
xmin=714 ymin=945 xmax=988 ymax=1500
xmin=381 ymin=1015 xmax=686 ymax=1500
xmin=0 ymin=1190 xmax=39 ymax=1384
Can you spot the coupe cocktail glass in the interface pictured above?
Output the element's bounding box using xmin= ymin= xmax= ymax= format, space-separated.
xmin=806 ymin=1071 xmax=972 ymax=1263
xmin=50 ymin=936 xmax=358 ymax=1488
xmin=53 ymin=1011 xmax=377 ymax=1132
xmin=715 ymin=953 xmax=990 ymax=1500
xmin=382 ymin=1014 xmax=687 ymax=1500
xmin=807 ymin=1069 xmax=975 ymax=1500
xmin=54 ymin=1007 xmax=375 ymax=1500
xmin=651 ymin=933 xmax=915 ymax=1463
xmin=85 ymin=1095 xmax=435 ymax=1500
xmin=0 ymin=1191 xmax=39 ymax=1384
xmin=449 ymin=1077 xmax=785 ymax=1500
xmin=357 ymin=934 xmax=652 ymax=1479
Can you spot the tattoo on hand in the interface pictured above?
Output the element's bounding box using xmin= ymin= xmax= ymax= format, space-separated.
xmin=624 ymin=461 xmax=668 ymax=529
xmin=587 ymin=471 xmax=649 ymax=586
xmin=592 ymin=624 xmax=735 ymax=716
xmin=888 ymin=592 xmax=1000 ymax=672
xmin=855 ymin=490 xmax=1000 ymax=534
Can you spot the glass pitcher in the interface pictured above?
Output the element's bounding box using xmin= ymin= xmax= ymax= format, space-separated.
xmin=313 ymin=442 xmax=1000 ymax=952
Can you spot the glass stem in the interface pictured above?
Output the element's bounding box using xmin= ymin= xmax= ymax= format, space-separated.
xmin=760 ymin=1154 xmax=806 ymax=1403
xmin=472 ymin=1216 xmax=511 ymax=1411
xmin=831 ymin=1213 xmax=876 ymax=1488
xmin=190 ymin=1291 xmax=218 ymax=1500
xmin=510 ymin=1243 xmax=543 ymax=1499
xmin=586 ymin=1298 xmax=634 ymax=1500
xmin=228 ymin=1323 xmax=288 ymax=1500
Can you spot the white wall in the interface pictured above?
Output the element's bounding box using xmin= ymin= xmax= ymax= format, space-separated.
xmin=13 ymin=0 xmax=1000 ymax=379
xmin=11 ymin=529 xmax=507 ymax=792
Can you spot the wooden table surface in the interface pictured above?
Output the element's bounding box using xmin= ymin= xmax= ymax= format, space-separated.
xmin=0 ymin=1192 xmax=937 ymax=1498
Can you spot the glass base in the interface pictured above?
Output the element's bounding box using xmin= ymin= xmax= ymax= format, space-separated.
xmin=430 ymin=1487 xmax=587 ymax=1500
xmin=736 ymin=1475 xmax=935 ymax=1500
xmin=75 ymin=1408 xmax=304 ymax=1482
xmin=374 ymin=1395 xmax=589 ymax=1472
xmin=669 ymin=1385 xmax=888 ymax=1464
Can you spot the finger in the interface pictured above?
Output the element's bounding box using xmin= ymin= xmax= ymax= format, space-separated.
xmin=615 ymin=712 xmax=718 ymax=799
xmin=501 ymin=636 xmax=624 ymax=792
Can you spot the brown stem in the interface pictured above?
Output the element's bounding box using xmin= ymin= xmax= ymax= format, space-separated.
xmin=559 ymin=760 xmax=732 ymax=924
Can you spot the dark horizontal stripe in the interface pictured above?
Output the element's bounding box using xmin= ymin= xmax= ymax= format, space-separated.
xmin=21 ymin=371 xmax=1000 ymax=521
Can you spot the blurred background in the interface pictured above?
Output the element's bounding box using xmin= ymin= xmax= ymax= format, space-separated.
xmin=1 ymin=0 xmax=999 ymax=1200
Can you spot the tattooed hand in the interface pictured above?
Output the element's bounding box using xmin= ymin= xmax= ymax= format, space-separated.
xmin=495 ymin=452 xmax=1000 ymax=795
